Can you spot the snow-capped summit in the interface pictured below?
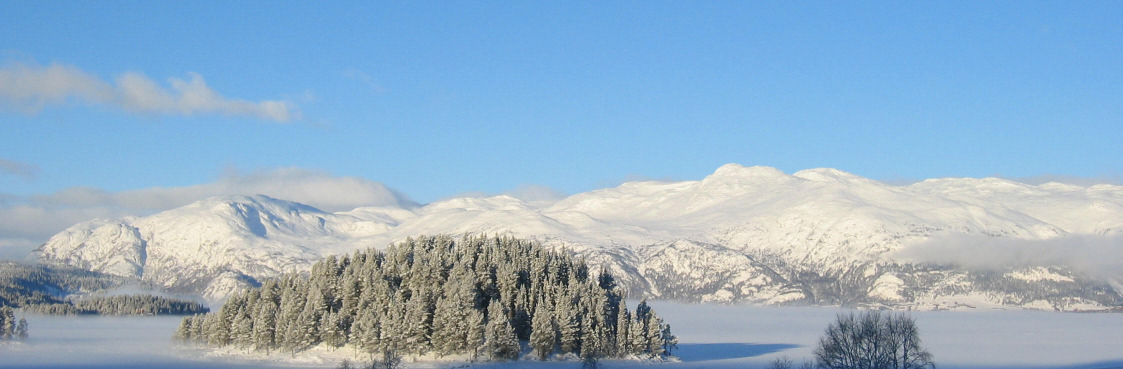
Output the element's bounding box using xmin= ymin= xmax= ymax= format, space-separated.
xmin=36 ymin=165 xmax=1123 ymax=309
xmin=38 ymin=195 xmax=400 ymax=300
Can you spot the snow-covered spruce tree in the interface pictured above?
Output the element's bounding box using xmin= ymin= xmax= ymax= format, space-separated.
xmin=431 ymin=261 xmax=477 ymax=355
xmin=174 ymin=235 xmax=675 ymax=361
xmin=659 ymin=322 xmax=678 ymax=355
xmin=321 ymin=310 xmax=347 ymax=350
xmin=483 ymin=300 xmax=520 ymax=361
xmin=614 ymin=299 xmax=631 ymax=355
xmin=556 ymin=286 xmax=582 ymax=354
xmin=15 ymin=316 xmax=28 ymax=340
xmin=528 ymin=303 xmax=556 ymax=360
xmin=0 ymin=306 xmax=29 ymax=341
xmin=626 ymin=298 xmax=675 ymax=358
xmin=0 ymin=306 xmax=12 ymax=339
xmin=0 ymin=306 xmax=27 ymax=340
xmin=465 ymin=309 xmax=486 ymax=361
xmin=629 ymin=299 xmax=651 ymax=355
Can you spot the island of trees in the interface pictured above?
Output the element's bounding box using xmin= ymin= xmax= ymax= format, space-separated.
xmin=176 ymin=235 xmax=677 ymax=362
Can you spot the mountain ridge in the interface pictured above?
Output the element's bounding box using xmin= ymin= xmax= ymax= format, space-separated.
xmin=35 ymin=165 xmax=1123 ymax=309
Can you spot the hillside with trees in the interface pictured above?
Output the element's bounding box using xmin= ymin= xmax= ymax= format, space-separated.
xmin=0 ymin=261 xmax=208 ymax=316
xmin=175 ymin=235 xmax=677 ymax=362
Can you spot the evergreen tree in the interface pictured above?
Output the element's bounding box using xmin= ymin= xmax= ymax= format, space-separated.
xmin=484 ymin=302 xmax=520 ymax=361
xmin=15 ymin=317 xmax=28 ymax=340
xmin=646 ymin=315 xmax=667 ymax=357
xmin=0 ymin=306 xmax=13 ymax=339
xmin=322 ymin=310 xmax=347 ymax=350
xmin=631 ymin=299 xmax=652 ymax=355
xmin=252 ymin=300 xmax=278 ymax=352
xmin=174 ymin=315 xmax=194 ymax=341
xmin=402 ymin=289 xmax=434 ymax=353
xmin=430 ymin=266 xmax=476 ymax=355
xmin=465 ymin=309 xmax=486 ymax=361
xmin=556 ymin=289 xmax=582 ymax=354
xmin=660 ymin=323 xmax=678 ymax=356
xmin=231 ymin=306 xmax=255 ymax=348
xmin=529 ymin=304 xmax=556 ymax=360
xmin=615 ymin=300 xmax=631 ymax=355
xmin=190 ymin=311 xmax=206 ymax=341
xmin=381 ymin=295 xmax=408 ymax=355
xmin=203 ymin=306 xmax=232 ymax=346
xmin=296 ymin=287 xmax=326 ymax=350
xmin=353 ymin=307 xmax=384 ymax=358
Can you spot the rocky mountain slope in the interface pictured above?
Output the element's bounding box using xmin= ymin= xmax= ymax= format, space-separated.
xmin=35 ymin=164 xmax=1123 ymax=310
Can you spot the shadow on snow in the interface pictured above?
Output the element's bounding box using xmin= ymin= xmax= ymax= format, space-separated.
xmin=674 ymin=342 xmax=800 ymax=362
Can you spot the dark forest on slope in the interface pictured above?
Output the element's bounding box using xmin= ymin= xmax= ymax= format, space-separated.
xmin=0 ymin=261 xmax=207 ymax=316
xmin=176 ymin=235 xmax=677 ymax=361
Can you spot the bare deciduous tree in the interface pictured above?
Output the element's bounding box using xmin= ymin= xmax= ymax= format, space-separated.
xmin=814 ymin=311 xmax=934 ymax=369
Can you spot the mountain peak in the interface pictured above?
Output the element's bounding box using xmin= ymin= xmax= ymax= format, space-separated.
xmin=35 ymin=164 xmax=1123 ymax=308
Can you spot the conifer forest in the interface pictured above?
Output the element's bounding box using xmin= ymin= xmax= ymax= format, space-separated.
xmin=175 ymin=235 xmax=678 ymax=362
xmin=0 ymin=260 xmax=208 ymax=316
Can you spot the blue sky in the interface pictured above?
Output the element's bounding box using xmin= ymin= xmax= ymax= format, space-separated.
xmin=1 ymin=2 xmax=1122 ymax=252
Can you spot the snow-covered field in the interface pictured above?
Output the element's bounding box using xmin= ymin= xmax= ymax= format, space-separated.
xmin=652 ymin=302 xmax=1123 ymax=369
xmin=2 ymin=302 xmax=1122 ymax=369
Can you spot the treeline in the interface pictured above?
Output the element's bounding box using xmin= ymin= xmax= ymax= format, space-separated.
xmin=0 ymin=305 xmax=28 ymax=341
xmin=176 ymin=235 xmax=677 ymax=362
xmin=0 ymin=260 xmax=123 ymax=308
xmin=18 ymin=294 xmax=209 ymax=316
xmin=1 ymin=261 xmax=208 ymax=316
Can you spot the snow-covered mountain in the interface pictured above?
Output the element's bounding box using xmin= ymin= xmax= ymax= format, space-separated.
xmin=36 ymin=164 xmax=1123 ymax=309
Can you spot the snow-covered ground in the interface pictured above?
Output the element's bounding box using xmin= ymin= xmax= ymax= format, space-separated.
xmin=650 ymin=302 xmax=1123 ymax=369
xmin=2 ymin=303 xmax=1122 ymax=369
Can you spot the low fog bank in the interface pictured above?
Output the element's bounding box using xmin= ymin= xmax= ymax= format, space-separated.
xmin=0 ymin=315 xmax=322 ymax=369
xmin=893 ymin=233 xmax=1123 ymax=281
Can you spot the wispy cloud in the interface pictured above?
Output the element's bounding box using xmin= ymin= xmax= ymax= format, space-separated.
xmin=0 ymin=158 xmax=39 ymax=179
xmin=504 ymin=184 xmax=567 ymax=204
xmin=0 ymin=61 xmax=299 ymax=122
xmin=342 ymin=69 xmax=386 ymax=95
xmin=0 ymin=168 xmax=416 ymax=258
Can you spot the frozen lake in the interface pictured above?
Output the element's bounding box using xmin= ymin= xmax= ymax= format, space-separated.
xmin=1 ymin=302 xmax=1121 ymax=369
xmin=652 ymin=302 xmax=1123 ymax=369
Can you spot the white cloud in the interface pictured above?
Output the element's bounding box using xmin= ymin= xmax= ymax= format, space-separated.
xmin=892 ymin=232 xmax=1123 ymax=280
xmin=0 ymin=158 xmax=39 ymax=179
xmin=0 ymin=168 xmax=415 ymax=258
xmin=0 ymin=61 xmax=299 ymax=122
